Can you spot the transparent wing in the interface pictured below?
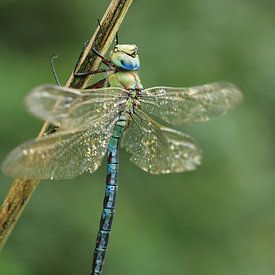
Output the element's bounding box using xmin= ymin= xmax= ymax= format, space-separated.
xmin=26 ymin=84 xmax=128 ymax=130
xmin=121 ymin=109 xmax=201 ymax=174
xmin=139 ymin=82 xmax=243 ymax=126
xmin=2 ymin=116 xmax=118 ymax=180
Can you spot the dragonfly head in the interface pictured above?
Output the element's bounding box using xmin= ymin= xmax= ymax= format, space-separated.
xmin=110 ymin=44 xmax=140 ymax=71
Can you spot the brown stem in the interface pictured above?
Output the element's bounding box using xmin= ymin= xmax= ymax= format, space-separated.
xmin=0 ymin=0 xmax=133 ymax=249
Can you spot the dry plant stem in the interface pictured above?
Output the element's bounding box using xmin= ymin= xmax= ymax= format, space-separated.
xmin=0 ymin=0 xmax=133 ymax=249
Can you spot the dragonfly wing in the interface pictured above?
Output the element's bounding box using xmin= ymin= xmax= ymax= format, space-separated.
xmin=121 ymin=110 xmax=201 ymax=174
xmin=26 ymin=84 xmax=128 ymax=130
xmin=2 ymin=116 xmax=118 ymax=180
xmin=139 ymin=82 xmax=243 ymax=126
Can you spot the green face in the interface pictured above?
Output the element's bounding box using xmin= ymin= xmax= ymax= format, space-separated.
xmin=110 ymin=44 xmax=140 ymax=71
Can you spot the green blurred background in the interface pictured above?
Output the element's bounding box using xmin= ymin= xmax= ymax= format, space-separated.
xmin=0 ymin=0 xmax=275 ymax=274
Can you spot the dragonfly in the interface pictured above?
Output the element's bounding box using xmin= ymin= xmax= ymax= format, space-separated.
xmin=1 ymin=44 xmax=243 ymax=275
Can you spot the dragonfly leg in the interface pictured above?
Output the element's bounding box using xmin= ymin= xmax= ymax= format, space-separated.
xmin=74 ymin=68 xmax=112 ymax=77
xmin=91 ymin=48 xmax=113 ymax=67
xmin=85 ymin=78 xmax=107 ymax=89
xmin=115 ymin=32 xmax=119 ymax=45
xmin=74 ymin=20 xmax=117 ymax=79
xmin=73 ymin=40 xmax=89 ymax=74
xmin=50 ymin=55 xmax=61 ymax=86
xmin=73 ymin=46 xmax=113 ymax=77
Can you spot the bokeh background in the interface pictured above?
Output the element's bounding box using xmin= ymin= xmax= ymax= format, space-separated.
xmin=0 ymin=0 xmax=275 ymax=274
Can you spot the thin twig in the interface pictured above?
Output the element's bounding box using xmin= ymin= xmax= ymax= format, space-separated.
xmin=0 ymin=0 xmax=133 ymax=249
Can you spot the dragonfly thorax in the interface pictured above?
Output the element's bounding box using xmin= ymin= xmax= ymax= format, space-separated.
xmin=124 ymin=90 xmax=140 ymax=114
xmin=108 ymin=71 xmax=143 ymax=90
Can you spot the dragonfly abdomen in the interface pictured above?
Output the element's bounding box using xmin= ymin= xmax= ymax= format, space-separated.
xmin=91 ymin=115 xmax=126 ymax=275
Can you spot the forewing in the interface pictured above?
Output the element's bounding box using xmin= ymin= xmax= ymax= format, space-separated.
xmin=26 ymin=84 xmax=128 ymax=130
xmin=121 ymin=110 xmax=201 ymax=174
xmin=2 ymin=116 xmax=118 ymax=180
xmin=139 ymin=82 xmax=243 ymax=126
